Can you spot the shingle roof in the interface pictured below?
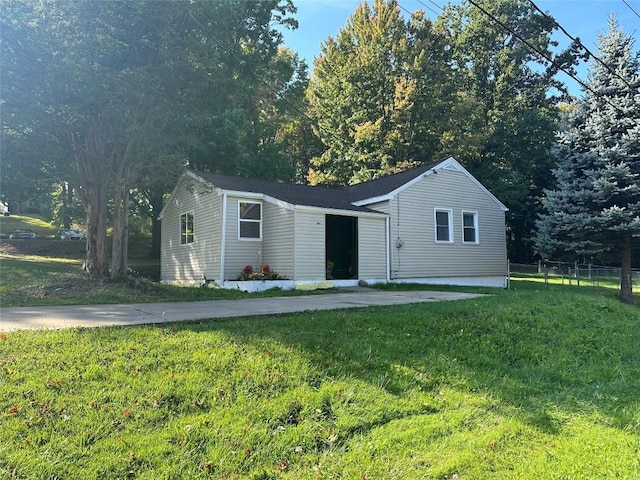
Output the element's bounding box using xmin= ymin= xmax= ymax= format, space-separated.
xmin=345 ymin=161 xmax=441 ymax=202
xmin=188 ymin=170 xmax=371 ymax=213
xmin=188 ymin=160 xmax=444 ymax=213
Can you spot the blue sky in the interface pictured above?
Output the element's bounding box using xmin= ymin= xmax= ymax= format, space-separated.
xmin=280 ymin=0 xmax=640 ymax=96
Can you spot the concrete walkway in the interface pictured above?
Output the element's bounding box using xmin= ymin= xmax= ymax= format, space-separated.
xmin=0 ymin=289 xmax=483 ymax=331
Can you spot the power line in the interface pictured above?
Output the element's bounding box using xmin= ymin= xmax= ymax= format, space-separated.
xmin=408 ymin=0 xmax=440 ymax=17
xmin=527 ymin=0 xmax=636 ymax=91
xmin=466 ymin=0 xmax=634 ymax=118
xmin=622 ymin=0 xmax=640 ymax=20
xmin=397 ymin=1 xmax=416 ymax=17
xmin=417 ymin=0 xmax=444 ymax=15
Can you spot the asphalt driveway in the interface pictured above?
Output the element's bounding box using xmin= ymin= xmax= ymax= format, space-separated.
xmin=0 ymin=289 xmax=484 ymax=331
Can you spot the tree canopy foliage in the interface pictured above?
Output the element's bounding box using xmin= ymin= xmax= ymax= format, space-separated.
xmin=536 ymin=17 xmax=640 ymax=303
xmin=1 ymin=0 xmax=300 ymax=277
xmin=307 ymin=0 xmax=456 ymax=185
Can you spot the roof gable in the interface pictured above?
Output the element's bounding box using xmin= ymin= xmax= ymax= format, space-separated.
xmin=350 ymin=157 xmax=508 ymax=212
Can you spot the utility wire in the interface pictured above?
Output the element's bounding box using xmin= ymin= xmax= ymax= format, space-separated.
xmin=622 ymin=0 xmax=640 ymax=20
xmin=527 ymin=0 xmax=637 ymax=91
xmin=407 ymin=0 xmax=440 ymax=17
xmin=417 ymin=0 xmax=445 ymax=15
xmin=466 ymin=0 xmax=635 ymax=118
xmin=397 ymin=2 xmax=416 ymax=17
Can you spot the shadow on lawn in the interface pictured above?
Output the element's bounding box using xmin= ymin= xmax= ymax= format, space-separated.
xmin=168 ymin=287 xmax=640 ymax=435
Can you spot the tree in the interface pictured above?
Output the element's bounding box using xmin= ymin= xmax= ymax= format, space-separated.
xmin=306 ymin=0 xmax=456 ymax=185
xmin=536 ymin=16 xmax=640 ymax=303
xmin=259 ymin=48 xmax=323 ymax=183
xmin=1 ymin=0 xmax=297 ymax=277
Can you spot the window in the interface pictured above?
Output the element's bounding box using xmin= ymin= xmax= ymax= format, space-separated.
xmin=435 ymin=209 xmax=453 ymax=243
xmin=462 ymin=211 xmax=479 ymax=244
xmin=239 ymin=201 xmax=262 ymax=240
xmin=180 ymin=211 xmax=194 ymax=245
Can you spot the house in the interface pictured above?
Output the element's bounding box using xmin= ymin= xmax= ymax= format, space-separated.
xmin=159 ymin=156 xmax=508 ymax=291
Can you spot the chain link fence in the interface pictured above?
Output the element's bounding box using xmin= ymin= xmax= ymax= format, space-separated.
xmin=509 ymin=260 xmax=640 ymax=293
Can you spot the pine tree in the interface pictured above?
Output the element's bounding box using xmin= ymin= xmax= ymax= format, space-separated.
xmin=536 ymin=16 xmax=640 ymax=303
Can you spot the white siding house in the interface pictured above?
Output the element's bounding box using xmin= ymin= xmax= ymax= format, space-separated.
xmin=160 ymin=157 xmax=508 ymax=291
xmin=351 ymin=158 xmax=508 ymax=287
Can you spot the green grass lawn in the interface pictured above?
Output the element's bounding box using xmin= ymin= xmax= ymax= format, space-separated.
xmin=1 ymin=287 xmax=639 ymax=479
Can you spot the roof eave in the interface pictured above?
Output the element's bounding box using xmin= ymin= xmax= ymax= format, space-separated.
xmin=294 ymin=204 xmax=388 ymax=218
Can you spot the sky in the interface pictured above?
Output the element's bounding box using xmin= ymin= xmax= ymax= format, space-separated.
xmin=280 ymin=0 xmax=640 ymax=96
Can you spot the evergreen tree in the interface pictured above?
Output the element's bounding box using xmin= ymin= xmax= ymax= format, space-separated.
xmin=536 ymin=16 xmax=640 ymax=303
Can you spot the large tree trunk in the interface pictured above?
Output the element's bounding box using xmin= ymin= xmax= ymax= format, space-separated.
xmin=620 ymin=232 xmax=633 ymax=304
xmin=73 ymin=117 xmax=111 ymax=278
xmin=82 ymin=184 xmax=109 ymax=278
xmin=111 ymin=151 xmax=132 ymax=280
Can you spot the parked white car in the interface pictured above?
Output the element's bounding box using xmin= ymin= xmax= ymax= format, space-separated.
xmin=58 ymin=229 xmax=85 ymax=240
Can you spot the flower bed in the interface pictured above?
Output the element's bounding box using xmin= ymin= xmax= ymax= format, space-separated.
xmin=238 ymin=264 xmax=287 ymax=281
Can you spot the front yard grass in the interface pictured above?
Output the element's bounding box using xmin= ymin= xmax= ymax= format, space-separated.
xmin=1 ymin=288 xmax=639 ymax=479
xmin=0 ymin=240 xmax=337 ymax=307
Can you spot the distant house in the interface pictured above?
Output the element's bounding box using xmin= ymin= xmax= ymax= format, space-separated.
xmin=159 ymin=157 xmax=508 ymax=291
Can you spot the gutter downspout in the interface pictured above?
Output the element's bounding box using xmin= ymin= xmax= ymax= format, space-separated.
xmin=386 ymin=216 xmax=391 ymax=283
xmin=220 ymin=193 xmax=227 ymax=284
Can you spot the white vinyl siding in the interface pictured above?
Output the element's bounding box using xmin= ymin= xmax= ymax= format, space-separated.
xmin=365 ymin=200 xmax=391 ymax=214
xmin=387 ymin=169 xmax=506 ymax=280
xmin=294 ymin=211 xmax=326 ymax=281
xmin=224 ymin=197 xmax=263 ymax=280
xmin=262 ymin=202 xmax=295 ymax=279
xmin=358 ymin=217 xmax=387 ymax=279
xmin=161 ymin=177 xmax=223 ymax=284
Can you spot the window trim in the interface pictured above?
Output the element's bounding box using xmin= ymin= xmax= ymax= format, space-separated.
xmin=180 ymin=211 xmax=194 ymax=245
xmin=462 ymin=210 xmax=479 ymax=244
xmin=434 ymin=208 xmax=453 ymax=243
xmin=238 ymin=200 xmax=262 ymax=241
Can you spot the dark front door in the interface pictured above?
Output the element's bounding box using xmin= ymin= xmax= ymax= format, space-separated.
xmin=326 ymin=215 xmax=357 ymax=279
